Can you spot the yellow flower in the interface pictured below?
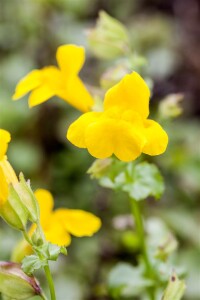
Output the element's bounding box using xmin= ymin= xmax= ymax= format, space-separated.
xmin=12 ymin=45 xmax=94 ymax=112
xmin=32 ymin=189 xmax=101 ymax=246
xmin=67 ymin=72 xmax=168 ymax=162
xmin=0 ymin=129 xmax=11 ymax=160
xmin=0 ymin=129 xmax=18 ymax=206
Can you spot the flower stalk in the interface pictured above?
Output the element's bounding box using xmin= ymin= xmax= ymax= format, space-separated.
xmin=44 ymin=264 xmax=56 ymax=300
xmin=37 ymin=221 xmax=56 ymax=300
xmin=23 ymin=223 xmax=56 ymax=300
xmin=130 ymin=198 xmax=155 ymax=300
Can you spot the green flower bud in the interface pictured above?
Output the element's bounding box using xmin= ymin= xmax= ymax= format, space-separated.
xmin=87 ymin=11 xmax=130 ymax=59
xmin=159 ymin=93 xmax=183 ymax=120
xmin=155 ymin=233 xmax=178 ymax=261
xmin=0 ymin=173 xmax=39 ymax=230
xmin=87 ymin=158 xmax=112 ymax=179
xmin=100 ymin=64 xmax=129 ymax=90
xmin=162 ymin=272 xmax=186 ymax=300
xmin=12 ymin=173 xmax=39 ymax=223
xmin=0 ymin=261 xmax=42 ymax=299
xmin=0 ymin=185 xmax=28 ymax=231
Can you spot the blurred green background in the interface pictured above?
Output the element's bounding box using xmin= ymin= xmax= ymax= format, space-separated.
xmin=0 ymin=0 xmax=200 ymax=299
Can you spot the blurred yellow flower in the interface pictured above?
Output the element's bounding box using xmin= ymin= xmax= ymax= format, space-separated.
xmin=12 ymin=44 xmax=94 ymax=112
xmin=0 ymin=129 xmax=11 ymax=160
xmin=0 ymin=129 xmax=18 ymax=206
xmin=67 ymin=72 xmax=168 ymax=162
xmin=32 ymin=189 xmax=101 ymax=246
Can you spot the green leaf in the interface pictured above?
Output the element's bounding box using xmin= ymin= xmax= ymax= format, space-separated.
xmin=162 ymin=273 xmax=186 ymax=300
xmin=33 ymin=242 xmax=67 ymax=263
xmin=108 ymin=263 xmax=153 ymax=297
xmin=124 ymin=162 xmax=164 ymax=201
xmin=22 ymin=255 xmax=47 ymax=276
xmin=98 ymin=160 xmax=164 ymax=201
xmin=47 ymin=244 xmax=62 ymax=261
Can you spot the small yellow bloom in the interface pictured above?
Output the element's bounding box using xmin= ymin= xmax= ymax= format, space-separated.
xmin=67 ymin=72 xmax=168 ymax=162
xmin=32 ymin=189 xmax=101 ymax=246
xmin=12 ymin=45 xmax=94 ymax=112
xmin=0 ymin=129 xmax=11 ymax=160
xmin=0 ymin=129 xmax=18 ymax=206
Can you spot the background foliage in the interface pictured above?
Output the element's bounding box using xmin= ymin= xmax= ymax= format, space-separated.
xmin=0 ymin=0 xmax=200 ymax=299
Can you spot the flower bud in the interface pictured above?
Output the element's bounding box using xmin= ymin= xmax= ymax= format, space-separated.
xmin=87 ymin=158 xmax=112 ymax=179
xmin=87 ymin=11 xmax=130 ymax=59
xmin=159 ymin=93 xmax=183 ymax=119
xmin=100 ymin=64 xmax=129 ymax=90
xmin=12 ymin=173 xmax=39 ymax=223
xmin=162 ymin=272 xmax=186 ymax=300
xmin=0 ymin=184 xmax=28 ymax=231
xmin=0 ymin=173 xmax=39 ymax=230
xmin=155 ymin=233 xmax=178 ymax=261
xmin=0 ymin=261 xmax=42 ymax=299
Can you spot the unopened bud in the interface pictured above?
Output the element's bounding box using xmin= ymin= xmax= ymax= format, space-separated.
xmin=12 ymin=173 xmax=39 ymax=223
xmin=87 ymin=158 xmax=112 ymax=179
xmin=87 ymin=11 xmax=130 ymax=60
xmin=100 ymin=65 xmax=129 ymax=90
xmin=0 ymin=261 xmax=42 ymax=299
xmin=159 ymin=93 xmax=183 ymax=119
xmin=162 ymin=272 xmax=186 ymax=300
xmin=155 ymin=233 xmax=178 ymax=261
xmin=0 ymin=184 xmax=28 ymax=231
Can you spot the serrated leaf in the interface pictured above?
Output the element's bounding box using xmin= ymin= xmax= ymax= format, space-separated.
xmin=22 ymin=255 xmax=47 ymax=276
xmin=162 ymin=273 xmax=186 ymax=300
xmin=47 ymin=244 xmax=61 ymax=261
xmin=124 ymin=162 xmax=164 ymax=201
xmin=98 ymin=160 xmax=164 ymax=201
xmin=34 ymin=242 xmax=67 ymax=261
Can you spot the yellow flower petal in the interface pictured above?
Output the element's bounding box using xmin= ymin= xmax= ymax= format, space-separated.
xmin=12 ymin=70 xmax=41 ymax=100
xmin=142 ymin=120 xmax=168 ymax=155
xmin=0 ymin=167 xmax=8 ymax=206
xmin=28 ymin=85 xmax=56 ymax=107
xmin=0 ymin=129 xmax=11 ymax=160
xmin=56 ymin=44 xmax=85 ymax=77
xmin=104 ymin=72 xmax=150 ymax=119
xmin=60 ymin=76 xmax=94 ymax=112
xmin=34 ymin=189 xmax=54 ymax=228
xmin=67 ymin=112 xmax=101 ymax=148
xmin=28 ymin=67 xmax=62 ymax=107
xmin=54 ymin=209 xmax=101 ymax=237
xmin=12 ymin=238 xmax=33 ymax=262
xmin=0 ymin=159 xmax=18 ymax=184
xmin=113 ymin=122 xmax=146 ymax=162
xmin=85 ymin=118 xmax=115 ymax=159
xmin=85 ymin=118 xmax=145 ymax=161
xmin=44 ymin=216 xmax=71 ymax=246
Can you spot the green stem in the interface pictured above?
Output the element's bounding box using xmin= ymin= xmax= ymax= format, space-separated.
xmin=23 ymin=230 xmax=33 ymax=246
xmin=130 ymin=198 xmax=155 ymax=300
xmin=23 ymin=223 xmax=57 ymax=300
xmin=44 ymin=263 xmax=56 ymax=300
xmin=36 ymin=222 xmax=57 ymax=300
